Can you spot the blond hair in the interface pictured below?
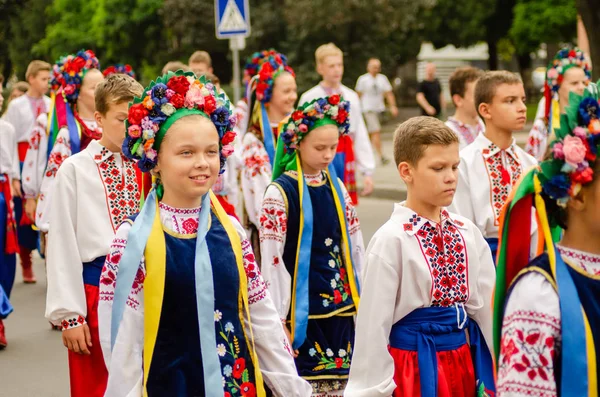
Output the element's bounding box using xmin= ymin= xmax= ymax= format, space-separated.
xmin=11 ymin=81 xmax=29 ymax=94
xmin=95 ymin=74 xmax=143 ymax=115
xmin=393 ymin=116 xmax=458 ymax=166
xmin=475 ymin=71 xmax=522 ymax=117
xmin=315 ymin=43 xmax=343 ymax=65
xmin=161 ymin=61 xmax=191 ymax=75
xmin=188 ymin=51 xmax=212 ymax=67
xmin=25 ymin=60 xmax=51 ymax=80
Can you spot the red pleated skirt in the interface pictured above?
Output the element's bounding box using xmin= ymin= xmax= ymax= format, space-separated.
xmin=67 ymin=284 xmax=108 ymax=397
xmin=389 ymin=343 xmax=476 ymax=397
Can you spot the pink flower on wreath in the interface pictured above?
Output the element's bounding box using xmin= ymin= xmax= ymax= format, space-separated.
xmin=184 ymin=85 xmax=205 ymax=108
xmin=573 ymin=126 xmax=587 ymax=139
xmin=63 ymin=84 xmax=76 ymax=96
xmin=547 ymin=68 xmax=559 ymax=79
xmin=128 ymin=125 xmax=142 ymax=138
xmin=298 ymin=124 xmax=308 ymax=133
xmin=563 ymin=135 xmax=587 ymax=167
xmin=552 ymin=142 xmax=565 ymax=159
xmin=221 ymin=144 xmax=234 ymax=157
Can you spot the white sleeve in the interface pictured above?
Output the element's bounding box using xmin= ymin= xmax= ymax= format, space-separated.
xmin=466 ymin=227 xmax=496 ymax=355
xmin=12 ymin=140 xmax=20 ymax=181
xmin=98 ymin=221 xmax=145 ymax=397
xmin=22 ymin=116 xmax=49 ymax=198
xmin=355 ymin=76 xmax=365 ymax=93
xmin=36 ymin=128 xmax=71 ymax=232
xmin=350 ymin=98 xmax=376 ymax=175
xmin=340 ymin=180 xmax=365 ymax=281
xmin=382 ymin=75 xmax=393 ymax=92
xmin=345 ymin=243 xmax=400 ymax=397
xmin=497 ymin=272 xmax=560 ymax=397
xmin=231 ymin=218 xmax=312 ymax=397
xmin=2 ymin=101 xmax=21 ymax=136
xmin=45 ymin=161 xmax=87 ymax=328
xmin=258 ymin=184 xmax=291 ymax=320
xmin=240 ymin=134 xmax=272 ymax=229
xmin=448 ymin=160 xmax=475 ymax=223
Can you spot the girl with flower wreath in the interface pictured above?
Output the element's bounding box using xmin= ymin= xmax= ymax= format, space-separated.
xmin=525 ymin=47 xmax=591 ymax=161
xmin=98 ymin=71 xmax=312 ymax=397
xmin=23 ymin=49 xmax=104 ymax=235
xmin=259 ymin=96 xmax=365 ymax=396
xmin=495 ymin=81 xmax=600 ymax=395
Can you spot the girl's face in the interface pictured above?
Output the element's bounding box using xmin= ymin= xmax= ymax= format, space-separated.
xmin=78 ymin=69 xmax=104 ymax=113
xmin=559 ymin=67 xmax=587 ymax=107
xmin=154 ymin=115 xmax=221 ymax=208
xmin=269 ymin=72 xmax=297 ymax=116
xmin=297 ymin=124 xmax=339 ymax=175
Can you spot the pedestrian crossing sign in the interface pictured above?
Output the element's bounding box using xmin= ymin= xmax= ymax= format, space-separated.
xmin=215 ymin=0 xmax=251 ymax=38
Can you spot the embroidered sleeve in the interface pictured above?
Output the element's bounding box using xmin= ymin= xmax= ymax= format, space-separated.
xmin=241 ymin=133 xmax=272 ymax=229
xmin=258 ymin=184 xmax=292 ymax=320
xmin=241 ymin=238 xmax=267 ymax=305
xmin=497 ymin=272 xmax=560 ymax=397
xmin=22 ymin=120 xmax=48 ymax=199
xmin=35 ymin=128 xmax=72 ymax=232
xmin=98 ymin=220 xmax=145 ymax=397
xmin=340 ymin=180 xmax=365 ymax=282
xmin=525 ymin=118 xmax=548 ymax=162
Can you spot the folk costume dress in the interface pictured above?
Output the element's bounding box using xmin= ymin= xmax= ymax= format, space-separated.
xmin=299 ymin=84 xmax=376 ymax=204
xmin=2 ymin=93 xmax=50 ymax=265
xmin=445 ymin=117 xmax=485 ymax=151
xmin=45 ymin=140 xmax=143 ymax=397
xmin=345 ymin=204 xmax=496 ymax=397
xmin=98 ymin=71 xmax=312 ymax=397
xmin=494 ymin=82 xmax=600 ymax=397
xmin=448 ymin=133 xmax=537 ymax=262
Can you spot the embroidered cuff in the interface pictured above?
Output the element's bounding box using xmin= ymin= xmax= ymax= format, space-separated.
xmin=60 ymin=315 xmax=86 ymax=331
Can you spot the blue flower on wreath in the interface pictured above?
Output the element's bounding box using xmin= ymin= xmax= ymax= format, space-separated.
xmin=578 ymin=97 xmax=600 ymax=126
xmin=151 ymin=83 xmax=169 ymax=106
xmin=211 ymin=107 xmax=231 ymax=133
xmin=543 ymin=174 xmax=571 ymax=200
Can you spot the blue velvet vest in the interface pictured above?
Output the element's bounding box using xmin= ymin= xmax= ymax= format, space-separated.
xmin=509 ymin=252 xmax=600 ymax=394
xmin=273 ymin=171 xmax=355 ymax=379
xmin=145 ymin=210 xmax=258 ymax=396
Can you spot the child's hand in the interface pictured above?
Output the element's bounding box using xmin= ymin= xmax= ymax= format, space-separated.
xmin=282 ymin=323 xmax=299 ymax=358
xmin=62 ymin=324 xmax=92 ymax=355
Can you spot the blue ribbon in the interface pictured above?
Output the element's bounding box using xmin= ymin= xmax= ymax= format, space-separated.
xmin=65 ymin=104 xmax=81 ymax=154
xmin=111 ymin=190 xmax=158 ymax=350
xmin=0 ymin=284 xmax=13 ymax=320
xmin=554 ymin=245 xmax=589 ymax=397
xmin=292 ymin=172 xmax=313 ymax=350
xmin=260 ymin=103 xmax=276 ymax=165
xmin=193 ymin=193 xmax=223 ymax=395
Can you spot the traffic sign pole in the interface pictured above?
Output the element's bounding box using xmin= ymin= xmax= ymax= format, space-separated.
xmin=230 ymin=38 xmax=242 ymax=104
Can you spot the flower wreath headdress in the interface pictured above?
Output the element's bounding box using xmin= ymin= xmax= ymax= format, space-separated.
xmin=123 ymin=70 xmax=237 ymax=174
xmin=102 ymin=64 xmax=136 ymax=79
xmin=51 ymin=49 xmax=100 ymax=104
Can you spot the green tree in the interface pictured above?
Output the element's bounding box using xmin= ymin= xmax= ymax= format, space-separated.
xmin=578 ymin=0 xmax=600 ymax=81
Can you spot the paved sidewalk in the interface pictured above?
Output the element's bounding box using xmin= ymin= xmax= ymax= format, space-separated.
xmin=357 ymin=109 xmax=532 ymax=201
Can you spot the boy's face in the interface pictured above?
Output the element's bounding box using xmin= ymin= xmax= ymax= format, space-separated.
xmin=454 ymin=80 xmax=478 ymax=118
xmin=96 ymin=101 xmax=128 ymax=152
xmin=480 ymin=83 xmax=527 ymax=132
xmin=28 ymin=70 xmax=50 ymax=96
xmin=298 ymin=124 xmax=339 ymax=174
xmin=399 ymin=143 xmax=460 ymax=208
xmin=317 ymin=55 xmax=344 ymax=85
xmin=190 ymin=62 xmax=212 ymax=77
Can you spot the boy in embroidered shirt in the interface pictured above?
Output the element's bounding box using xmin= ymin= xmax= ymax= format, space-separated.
xmin=45 ymin=74 xmax=145 ymax=397
xmin=445 ymin=66 xmax=485 ymax=150
xmin=259 ymin=96 xmax=365 ymax=396
xmin=345 ymin=117 xmax=496 ymax=397
xmin=449 ymin=71 xmax=537 ymax=261
xmin=3 ymin=60 xmax=51 ymax=283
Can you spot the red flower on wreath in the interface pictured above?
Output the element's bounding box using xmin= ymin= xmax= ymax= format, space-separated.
xmin=292 ymin=110 xmax=304 ymax=121
xmin=167 ymin=75 xmax=190 ymax=96
xmin=170 ymin=93 xmax=185 ymax=109
xmin=128 ymin=103 xmax=149 ymax=126
xmin=204 ymin=95 xmax=217 ymax=114
xmin=222 ymin=131 xmax=236 ymax=145
xmin=329 ymin=94 xmax=341 ymax=105
xmin=233 ymin=357 xmax=246 ymax=379
xmin=336 ymin=109 xmax=349 ymax=124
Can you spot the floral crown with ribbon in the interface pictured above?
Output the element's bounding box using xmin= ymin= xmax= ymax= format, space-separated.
xmin=546 ymin=47 xmax=591 ymax=97
xmin=51 ymin=49 xmax=100 ymax=104
xmin=123 ymin=71 xmax=237 ymax=173
xmin=244 ymin=49 xmax=281 ymax=81
xmin=102 ymin=64 xmax=136 ymax=79
xmin=540 ymin=82 xmax=600 ymax=207
xmin=280 ymin=95 xmax=350 ymax=153
xmin=254 ymin=54 xmax=295 ymax=103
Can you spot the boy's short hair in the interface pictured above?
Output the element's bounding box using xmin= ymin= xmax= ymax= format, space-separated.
xmin=25 ymin=60 xmax=51 ymax=80
xmin=315 ymin=43 xmax=343 ymax=65
xmin=162 ymin=61 xmax=191 ymax=75
xmin=95 ymin=74 xmax=143 ymax=115
xmin=12 ymin=81 xmax=29 ymax=94
xmin=188 ymin=51 xmax=212 ymax=66
xmin=475 ymin=71 xmax=522 ymax=116
xmin=393 ymin=116 xmax=459 ymax=166
xmin=449 ymin=66 xmax=483 ymax=100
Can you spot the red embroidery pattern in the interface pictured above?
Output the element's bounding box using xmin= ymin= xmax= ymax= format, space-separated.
xmin=483 ymin=145 xmax=522 ymax=225
xmin=181 ymin=218 xmax=199 ymax=234
xmin=45 ymin=137 xmax=70 ymax=177
xmin=61 ymin=315 xmax=86 ymax=330
xmin=97 ymin=151 xmax=141 ymax=231
xmin=259 ymin=196 xmax=287 ymax=243
xmin=242 ymin=239 xmax=267 ymax=304
xmin=243 ymin=139 xmax=270 ymax=178
xmin=413 ymin=214 xmax=469 ymax=306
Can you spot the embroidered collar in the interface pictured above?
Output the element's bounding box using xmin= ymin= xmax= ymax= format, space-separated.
xmin=159 ymin=202 xmax=201 ymax=235
xmin=286 ymin=170 xmax=325 ymax=185
xmin=392 ymin=203 xmax=467 ymax=236
xmin=87 ymin=139 xmax=126 ymax=164
xmin=478 ymin=134 xmax=520 ymax=164
xmin=447 ymin=116 xmax=484 ymax=133
xmin=557 ymin=245 xmax=600 ymax=276
xmin=319 ymin=83 xmax=342 ymax=96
